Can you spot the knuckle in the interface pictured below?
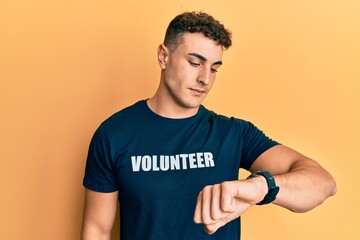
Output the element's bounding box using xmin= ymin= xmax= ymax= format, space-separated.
xmin=193 ymin=216 xmax=201 ymax=224
xmin=221 ymin=204 xmax=232 ymax=212
xmin=221 ymin=201 xmax=234 ymax=213
xmin=197 ymin=191 xmax=203 ymax=200
xmin=203 ymin=185 xmax=212 ymax=192
xmin=210 ymin=210 xmax=222 ymax=221
xmin=220 ymin=181 xmax=231 ymax=191
xmin=202 ymin=217 xmax=213 ymax=225
xmin=202 ymin=185 xmax=212 ymax=200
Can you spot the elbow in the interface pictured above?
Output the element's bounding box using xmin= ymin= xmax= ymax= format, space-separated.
xmin=308 ymin=177 xmax=337 ymax=213
xmin=303 ymin=166 xmax=338 ymax=212
xmin=322 ymin=170 xmax=337 ymax=198
xmin=329 ymin=176 xmax=337 ymax=196
xmin=286 ymin=174 xmax=337 ymax=214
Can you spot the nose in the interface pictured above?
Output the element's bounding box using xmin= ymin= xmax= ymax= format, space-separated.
xmin=197 ymin=67 xmax=211 ymax=86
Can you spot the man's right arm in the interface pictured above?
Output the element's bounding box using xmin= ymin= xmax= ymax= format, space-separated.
xmin=81 ymin=189 xmax=119 ymax=240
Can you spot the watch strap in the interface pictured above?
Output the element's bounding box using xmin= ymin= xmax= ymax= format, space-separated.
xmin=247 ymin=170 xmax=280 ymax=205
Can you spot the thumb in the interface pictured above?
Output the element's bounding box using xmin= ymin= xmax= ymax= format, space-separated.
xmin=204 ymin=209 xmax=244 ymax=235
xmin=203 ymin=217 xmax=232 ymax=235
xmin=204 ymin=222 xmax=220 ymax=235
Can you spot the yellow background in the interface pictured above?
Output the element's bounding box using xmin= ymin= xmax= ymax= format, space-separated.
xmin=1 ymin=0 xmax=359 ymax=239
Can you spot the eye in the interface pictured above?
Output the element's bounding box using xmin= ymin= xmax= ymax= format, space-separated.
xmin=189 ymin=61 xmax=200 ymax=67
xmin=211 ymin=66 xmax=220 ymax=73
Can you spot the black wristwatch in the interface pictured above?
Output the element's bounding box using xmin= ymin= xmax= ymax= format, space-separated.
xmin=247 ymin=170 xmax=280 ymax=205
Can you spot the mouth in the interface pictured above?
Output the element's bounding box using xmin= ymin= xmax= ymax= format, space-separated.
xmin=189 ymin=88 xmax=206 ymax=95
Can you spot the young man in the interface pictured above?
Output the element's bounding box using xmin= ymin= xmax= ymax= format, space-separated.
xmin=81 ymin=12 xmax=336 ymax=240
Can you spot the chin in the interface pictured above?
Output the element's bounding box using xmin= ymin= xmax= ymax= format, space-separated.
xmin=181 ymin=100 xmax=203 ymax=109
xmin=175 ymin=95 xmax=205 ymax=109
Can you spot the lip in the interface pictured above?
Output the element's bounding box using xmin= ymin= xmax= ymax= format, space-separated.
xmin=189 ymin=88 xmax=206 ymax=95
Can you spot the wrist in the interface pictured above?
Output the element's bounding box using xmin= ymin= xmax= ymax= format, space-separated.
xmin=243 ymin=175 xmax=268 ymax=204
xmin=247 ymin=170 xmax=280 ymax=205
xmin=254 ymin=175 xmax=268 ymax=203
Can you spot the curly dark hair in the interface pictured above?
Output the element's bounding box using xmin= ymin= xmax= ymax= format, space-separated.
xmin=164 ymin=11 xmax=232 ymax=51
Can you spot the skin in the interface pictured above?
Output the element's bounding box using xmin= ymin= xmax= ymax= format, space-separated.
xmin=147 ymin=32 xmax=223 ymax=118
xmin=193 ymin=145 xmax=337 ymax=234
xmin=81 ymin=190 xmax=118 ymax=240
xmin=81 ymin=32 xmax=337 ymax=239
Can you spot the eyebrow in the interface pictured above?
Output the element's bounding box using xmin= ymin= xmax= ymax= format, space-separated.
xmin=188 ymin=52 xmax=223 ymax=65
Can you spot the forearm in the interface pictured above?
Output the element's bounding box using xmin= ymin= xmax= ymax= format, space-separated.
xmin=272 ymin=158 xmax=337 ymax=213
xmin=194 ymin=146 xmax=337 ymax=234
xmin=249 ymin=145 xmax=337 ymax=213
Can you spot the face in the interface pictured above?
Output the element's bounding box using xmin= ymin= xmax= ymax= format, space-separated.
xmin=158 ymin=32 xmax=223 ymax=113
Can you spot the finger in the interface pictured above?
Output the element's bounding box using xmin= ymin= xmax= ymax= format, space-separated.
xmin=201 ymin=185 xmax=213 ymax=224
xmin=210 ymin=184 xmax=223 ymax=221
xmin=204 ymin=211 xmax=239 ymax=235
xmin=193 ymin=191 xmax=203 ymax=223
xmin=201 ymin=186 xmax=212 ymax=224
xmin=220 ymin=182 xmax=236 ymax=213
xmin=204 ymin=223 xmax=218 ymax=235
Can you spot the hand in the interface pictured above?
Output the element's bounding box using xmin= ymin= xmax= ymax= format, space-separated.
xmin=193 ymin=179 xmax=267 ymax=234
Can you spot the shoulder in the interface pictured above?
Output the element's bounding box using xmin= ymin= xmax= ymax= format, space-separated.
xmin=104 ymin=100 xmax=145 ymax=124
xmin=201 ymin=107 xmax=274 ymax=144
xmin=93 ymin=100 xmax=147 ymax=139
xmin=202 ymin=106 xmax=253 ymax=130
xmin=101 ymin=100 xmax=146 ymax=127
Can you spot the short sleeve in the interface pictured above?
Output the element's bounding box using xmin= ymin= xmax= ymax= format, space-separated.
xmin=83 ymin=125 xmax=118 ymax=192
xmin=240 ymin=121 xmax=280 ymax=170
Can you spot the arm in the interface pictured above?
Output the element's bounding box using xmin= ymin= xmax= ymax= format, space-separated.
xmin=194 ymin=145 xmax=336 ymax=234
xmin=81 ymin=189 xmax=119 ymax=240
xmin=250 ymin=145 xmax=337 ymax=212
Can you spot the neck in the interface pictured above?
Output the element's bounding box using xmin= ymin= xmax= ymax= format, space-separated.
xmin=147 ymin=95 xmax=199 ymax=119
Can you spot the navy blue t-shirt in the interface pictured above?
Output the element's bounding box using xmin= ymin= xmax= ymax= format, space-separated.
xmin=83 ymin=100 xmax=279 ymax=240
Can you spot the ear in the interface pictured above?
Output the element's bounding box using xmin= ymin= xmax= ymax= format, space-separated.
xmin=157 ymin=44 xmax=169 ymax=69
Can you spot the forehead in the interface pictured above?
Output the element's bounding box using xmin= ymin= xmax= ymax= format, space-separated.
xmin=174 ymin=32 xmax=223 ymax=61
